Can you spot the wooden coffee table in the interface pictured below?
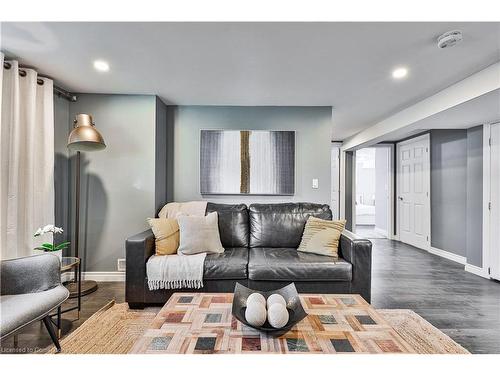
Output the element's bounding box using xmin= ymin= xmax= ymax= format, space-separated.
xmin=130 ymin=292 xmax=415 ymax=354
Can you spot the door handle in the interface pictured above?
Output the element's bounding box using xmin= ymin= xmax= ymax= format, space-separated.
xmin=398 ymin=196 xmax=403 ymax=201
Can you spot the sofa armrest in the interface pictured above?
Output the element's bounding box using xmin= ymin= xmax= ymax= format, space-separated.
xmin=338 ymin=230 xmax=372 ymax=302
xmin=1 ymin=254 xmax=61 ymax=296
xmin=125 ymin=229 xmax=155 ymax=306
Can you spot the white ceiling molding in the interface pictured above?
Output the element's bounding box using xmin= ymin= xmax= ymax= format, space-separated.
xmin=341 ymin=61 xmax=500 ymax=151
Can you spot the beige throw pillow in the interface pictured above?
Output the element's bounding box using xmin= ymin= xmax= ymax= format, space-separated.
xmin=147 ymin=218 xmax=180 ymax=255
xmin=177 ymin=212 xmax=224 ymax=255
xmin=297 ymin=216 xmax=346 ymax=257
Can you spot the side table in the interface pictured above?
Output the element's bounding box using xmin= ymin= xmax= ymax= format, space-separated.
xmin=50 ymin=257 xmax=81 ymax=338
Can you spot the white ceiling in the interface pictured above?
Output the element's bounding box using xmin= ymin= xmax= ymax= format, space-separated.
xmin=1 ymin=22 xmax=499 ymax=140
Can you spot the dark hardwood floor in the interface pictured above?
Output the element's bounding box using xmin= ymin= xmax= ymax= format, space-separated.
xmin=1 ymin=238 xmax=499 ymax=354
xmin=370 ymin=239 xmax=500 ymax=354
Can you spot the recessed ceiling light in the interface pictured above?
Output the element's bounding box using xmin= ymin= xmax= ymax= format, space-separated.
xmin=392 ymin=67 xmax=408 ymax=79
xmin=93 ymin=60 xmax=110 ymax=72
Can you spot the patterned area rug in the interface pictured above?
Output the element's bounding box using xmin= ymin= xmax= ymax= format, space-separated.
xmin=46 ymin=302 xmax=468 ymax=354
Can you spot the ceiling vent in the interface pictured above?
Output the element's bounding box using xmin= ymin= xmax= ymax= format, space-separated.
xmin=437 ymin=30 xmax=463 ymax=49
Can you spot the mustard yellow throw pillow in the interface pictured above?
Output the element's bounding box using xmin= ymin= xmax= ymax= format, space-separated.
xmin=147 ymin=218 xmax=180 ymax=255
xmin=297 ymin=216 xmax=346 ymax=258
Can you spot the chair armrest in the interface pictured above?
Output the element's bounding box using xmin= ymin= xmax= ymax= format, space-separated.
xmin=338 ymin=230 xmax=372 ymax=302
xmin=125 ymin=229 xmax=155 ymax=305
xmin=1 ymin=254 xmax=61 ymax=295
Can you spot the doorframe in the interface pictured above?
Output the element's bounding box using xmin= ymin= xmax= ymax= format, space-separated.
xmin=481 ymin=122 xmax=500 ymax=280
xmin=481 ymin=123 xmax=491 ymax=278
xmin=352 ymin=144 xmax=395 ymax=239
xmin=331 ymin=142 xmax=343 ymax=220
xmin=395 ymin=133 xmax=431 ymax=250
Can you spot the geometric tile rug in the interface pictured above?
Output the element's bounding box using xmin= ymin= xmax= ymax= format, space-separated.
xmin=45 ymin=298 xmax=469 ymax=354
xmin=129 ymin=293 xmax=470 ymax=354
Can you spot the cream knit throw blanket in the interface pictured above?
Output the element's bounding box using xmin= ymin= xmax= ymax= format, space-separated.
xmin=147 ymin=201 xmax=208 ymax=290
xmin=147 ymin=253 xmax=207 ymax=290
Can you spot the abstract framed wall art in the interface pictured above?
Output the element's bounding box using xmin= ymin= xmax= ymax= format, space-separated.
xmin=200 ymin=130 xmax=295 ymax=195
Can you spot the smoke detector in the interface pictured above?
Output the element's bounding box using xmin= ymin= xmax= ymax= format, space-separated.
xmin=437 ymin=30 xmax=463 ymax=49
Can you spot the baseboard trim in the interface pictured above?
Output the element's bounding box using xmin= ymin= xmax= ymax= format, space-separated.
xmin=465 ymin=264 xmax=490 ymax=279
xmin=374 ymin=227 xmax=388 ymax=237
xmin=61 ymin=271 xmax=125 ymax=282
xmin=429 ymin=247 xmax=466 ymax=265
xmin=82 ymin=272 xmax=125 ymax=282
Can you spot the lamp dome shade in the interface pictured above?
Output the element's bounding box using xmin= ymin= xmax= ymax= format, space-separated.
xmin=67 ymin=114 xmax=106 ymax=152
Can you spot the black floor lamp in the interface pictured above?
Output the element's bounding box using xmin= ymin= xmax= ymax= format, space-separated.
xmin=67 ymin=114 xmax=106 ymax=296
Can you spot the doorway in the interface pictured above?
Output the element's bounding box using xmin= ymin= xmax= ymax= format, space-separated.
xmin=396 ymin=134 xmax=431 ymax=250
xmin=354 ymin=147 xmax=391 ymax=239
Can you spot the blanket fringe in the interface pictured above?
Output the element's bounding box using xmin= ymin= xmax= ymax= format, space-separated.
xmin=148 ymin=279 xmax=204 ymax=290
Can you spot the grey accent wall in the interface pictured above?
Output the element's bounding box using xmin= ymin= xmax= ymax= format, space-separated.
xmin=430 ymin=130 xmax=468 ymax=257
xmin=154 ymin=98 xmax=174 ymax=214
xmin=54 ymin=95 xmax=71 ymax=253
xmin=466 ymin=126 xmax=483 ymax=267
xmin=173 ymin=106 xmax=332 ymax=205
xmin=67 ymin=94 xmax=156 ymax=272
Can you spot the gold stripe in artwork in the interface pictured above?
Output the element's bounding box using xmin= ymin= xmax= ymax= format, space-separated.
xmin=240 ymin=130 xmax=250 ymax=194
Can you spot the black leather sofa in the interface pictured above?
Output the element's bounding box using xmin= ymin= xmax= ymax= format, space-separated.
xmin=125 ymin=202 xmax=372 ymax=309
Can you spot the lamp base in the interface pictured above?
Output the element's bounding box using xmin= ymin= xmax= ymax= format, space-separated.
xmin=66 ymin=280 xmax=98 ymax=298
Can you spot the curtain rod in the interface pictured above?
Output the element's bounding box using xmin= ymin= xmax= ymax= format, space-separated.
xmin=3 ymin=61 xmax=77 ymax=102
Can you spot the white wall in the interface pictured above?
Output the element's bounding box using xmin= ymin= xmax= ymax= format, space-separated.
xmin=375 ymin=147 xmax=390 ymax=233
xmin=355 ymin=148 xmax=376 ymax=206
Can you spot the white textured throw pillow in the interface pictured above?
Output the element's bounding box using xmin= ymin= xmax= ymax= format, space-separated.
xmin=177 ymin=212 xmax=225 ymax=255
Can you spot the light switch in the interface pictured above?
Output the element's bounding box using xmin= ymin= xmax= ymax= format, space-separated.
xmin=312 ymin=178 xmax=319 ymax=189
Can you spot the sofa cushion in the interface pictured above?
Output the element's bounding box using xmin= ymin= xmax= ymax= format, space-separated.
xmin=249 ymin=203 xmax=332 ymax=248
xmin=248 ymin=247 xmax=352 ymax=282
xmin=0 ymin=285 xmax=69 ymax=337
xmin=206 ymin=203 xmax=249 ymax=248
xmin=204 ymin=247 xmax=249 ymax=280
xmin=177 ymin=212 xmax=224 ymax=255
xmin=147 ymin=218 xmax=180 ymax=255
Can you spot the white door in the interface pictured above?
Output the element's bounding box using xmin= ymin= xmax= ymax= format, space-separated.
xmin=397 ymin=135 xmax=430 ymax=250
xmin=490 ymin=123 xmax=500 ymax=280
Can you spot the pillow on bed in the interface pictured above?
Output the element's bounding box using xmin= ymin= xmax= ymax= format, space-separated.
xmin=147 ymin=218 xmax=180 ymax=255
xmin=297 ymin=216 xmax=346 ymax=258
xmin=177 ymin=212 xmax=224 ymax=255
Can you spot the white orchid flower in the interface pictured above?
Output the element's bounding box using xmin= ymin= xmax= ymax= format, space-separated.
xmin=42 ymin=224 xmax=55 ymax=233
xmin=34 ymin=224 xmax=64 ymax=237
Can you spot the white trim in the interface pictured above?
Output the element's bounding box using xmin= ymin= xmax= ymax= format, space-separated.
xmin=81 ymin=272 xmax=125 ymax=282
xmin=374 ymin=227 xmax=388 ymax=237
xmin=396 ymin=133 xmax=429 ymax=146
xmin=341 ymin=62 xmax=500 ymax=151
xmin=61 ymin=272 xmax=73 ymax=283
xmin=331 ymin=142 xmax=342 ymax=220
xmin=429 ymin=247 xmax=466 ymax=265
xmin=61 ymin=271 xmax=125 ymax=283
xmin=351 ymin=152 xmax=357 ymax=229
xmin=482 ymin=123 xmax=491 ymax=275
xmin=339 ymin=150 xmax=346 ymax=219
xmin=465 ymin=264 xmax=490 ymax=279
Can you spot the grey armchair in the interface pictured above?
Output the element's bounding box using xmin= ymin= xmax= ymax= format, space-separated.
xmin=0 ymin=254 xmax=69 ymax=352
